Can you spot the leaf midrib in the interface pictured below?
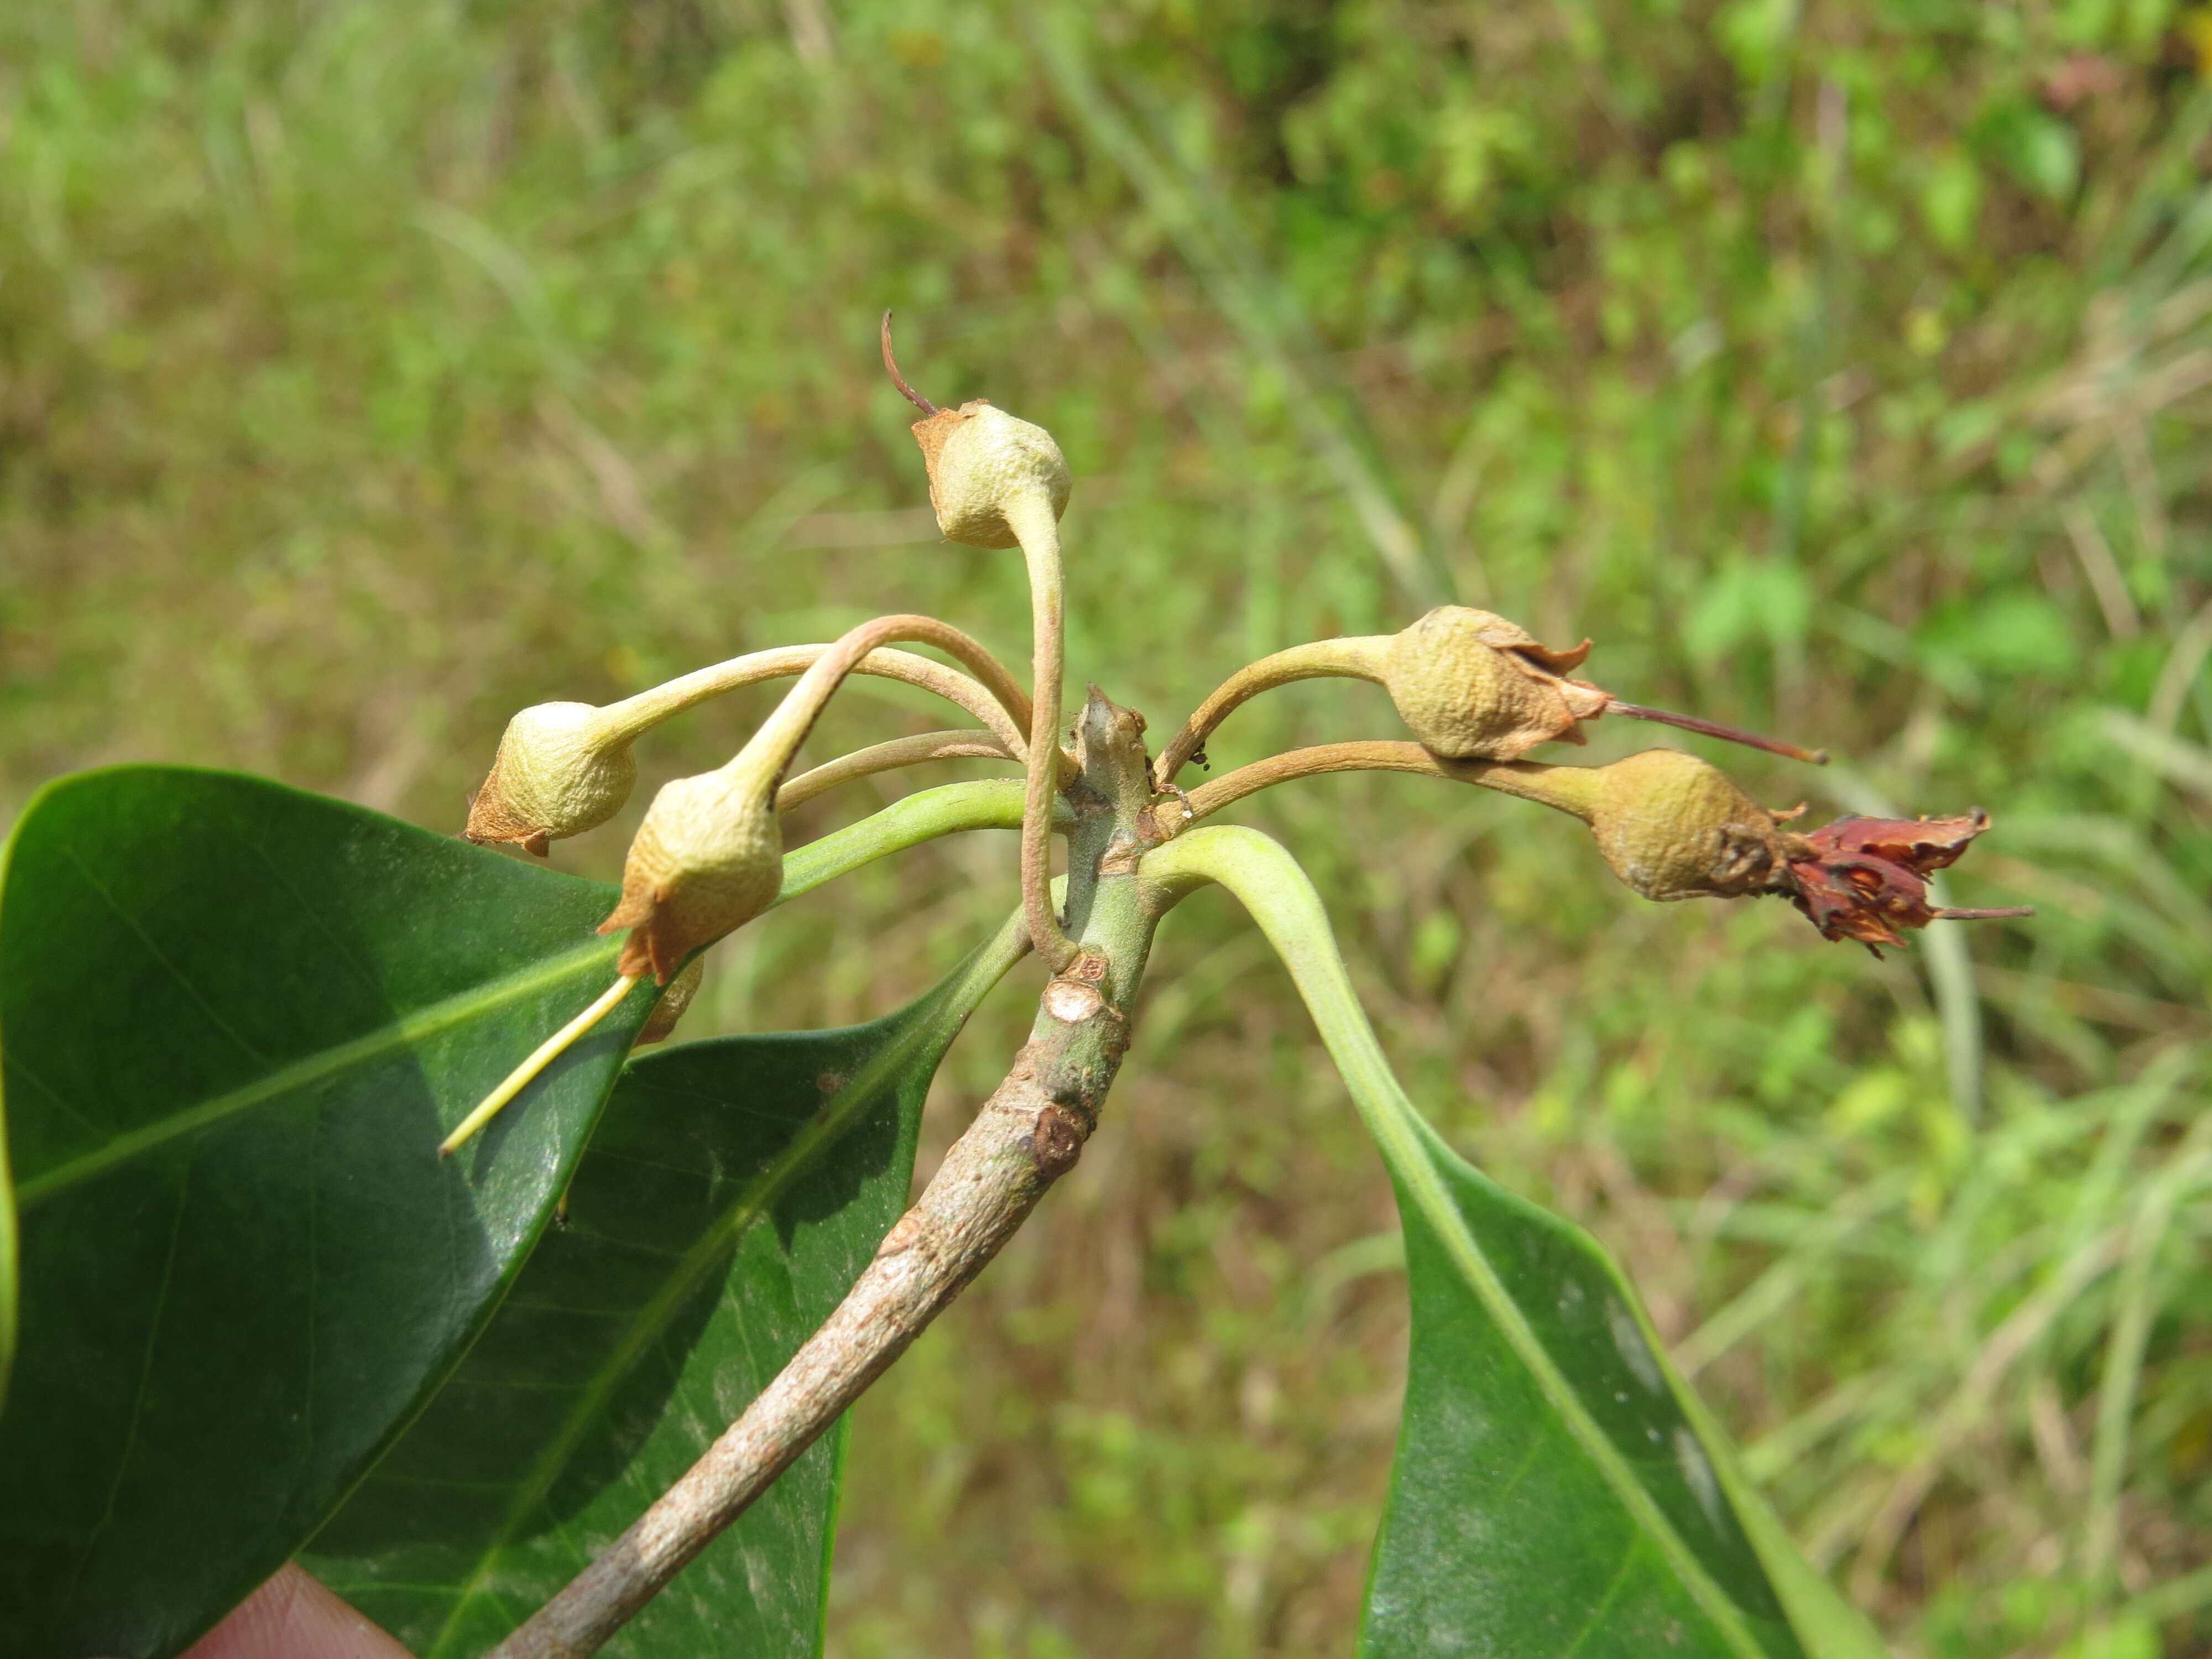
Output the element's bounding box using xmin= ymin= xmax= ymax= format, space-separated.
xmin=13 ymin=939 xmax=622 ymax=1208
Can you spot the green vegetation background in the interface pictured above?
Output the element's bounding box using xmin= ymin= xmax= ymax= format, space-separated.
xmin=4 ymin=2 xmax=2210 ymax=1655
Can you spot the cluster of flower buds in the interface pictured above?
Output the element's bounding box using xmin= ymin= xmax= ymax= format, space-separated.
xmin=442 ymin=320 xmax=2029 ymax=1163
xmin=445 ymin=331 xmax=1086 ymax=1155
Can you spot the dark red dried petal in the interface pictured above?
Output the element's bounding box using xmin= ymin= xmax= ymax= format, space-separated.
xmin=1786 ymin=852 xmax=1938 ymax=952
xmin=1799 ymin=811 xmax=1990 ymax=876
xmin=1781 ymin=811 xmax=2026 ymax=956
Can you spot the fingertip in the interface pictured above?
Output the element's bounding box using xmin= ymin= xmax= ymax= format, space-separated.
xmin=181 ymin=1564 xmax=414 ymax=1659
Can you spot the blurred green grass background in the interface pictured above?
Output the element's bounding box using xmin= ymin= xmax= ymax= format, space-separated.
xmin=6 ymin=2 xmax=2212 ymax=1654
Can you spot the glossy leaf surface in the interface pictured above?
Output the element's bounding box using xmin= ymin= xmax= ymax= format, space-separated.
xmin=0 ymin=766 xmax=648 ymax=1659
xmin=307 ymin=919 xmax=1024 ymax=1657
xmin=1140 ymin=827 xmax=1888 ymax=1658
xmin=1365 ymin=1115 xmax=1828 ymax=1657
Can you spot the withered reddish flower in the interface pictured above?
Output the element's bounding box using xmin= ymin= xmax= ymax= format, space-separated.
xmin=1778 ymin=811 xmax=2032 ymax=954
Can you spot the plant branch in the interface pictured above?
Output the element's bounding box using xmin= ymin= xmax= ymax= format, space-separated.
xmin=775 ymin=729 xmax=1013 ymax=812
xmin=1151 ymin=638 xmax=1388 ymax=789
xmin=484 ymin=696 xmax=1162 ymax=1659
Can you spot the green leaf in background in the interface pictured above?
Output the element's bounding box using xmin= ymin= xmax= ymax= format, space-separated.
xmin=0 ymin=766 xmax=650 ymax=1659
xmin=307 ymin=912 xmax=1028 ymax=1658
xmin=1975 ymin=97 xmax=2082 ymax=204
xmin=1139 ymin=828 xmax=1888 ymax=1659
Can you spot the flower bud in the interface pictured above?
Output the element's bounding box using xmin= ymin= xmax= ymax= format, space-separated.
xmin=1383 ymin=607 xmax=1609 ymax=761
xmin=910 ymin=400 xmax=1072 ymax=549
xmin=465 ymin=702 xmax=638 ymax=857
xmin=598 ymin=770 xmax=783 ymax=983
xmin=1575 ymin=748 xmax=1785 ymax=902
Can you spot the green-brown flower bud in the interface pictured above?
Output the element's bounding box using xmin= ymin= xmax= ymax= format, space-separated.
xmin=910 ymin=400 xmax=1072 ymax=549
xmin=598 ymin=769 xmax=783 ymax=983
xmin=1569 ymin=748 xmax=1786 ymax=901
xmin=1382 ymin=607 xmax=1608 ymax=761
xmin=465 ymin=702 xmax=638 ymax=857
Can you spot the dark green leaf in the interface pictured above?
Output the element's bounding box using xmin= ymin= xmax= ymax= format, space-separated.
xmin=1361 ymin=1112 xmax=1885 ymax=1659
xmin=1136 ymin=827 xmax=1886 ymax=1659
xmin=0 ymin=766 xmax=651 ymax=1659
xmin=306 ymin=919 xmax=1023 ymax=1658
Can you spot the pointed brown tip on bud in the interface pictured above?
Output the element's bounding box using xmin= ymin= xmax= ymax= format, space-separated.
xmin=1605 ymin=700 xmax=1828 ymax=766
xmin=465 ymin=702 xmax=637 ymax=853
xmin=909 ymin=400 xmax=1072 ymax=549
xmin=1778 ymin=811 xmax=2028 ymax=953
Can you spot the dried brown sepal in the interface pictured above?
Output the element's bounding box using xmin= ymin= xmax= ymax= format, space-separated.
xmin=908 ymin=404 xmax=966 ymax=491
xmin=464 ymin=702 xmax=638 ymax=855
xmin=638 ymin=956 xmax=705 ymax=1045
xmin=1777 ymin=811 xmax=2032 ymax=954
